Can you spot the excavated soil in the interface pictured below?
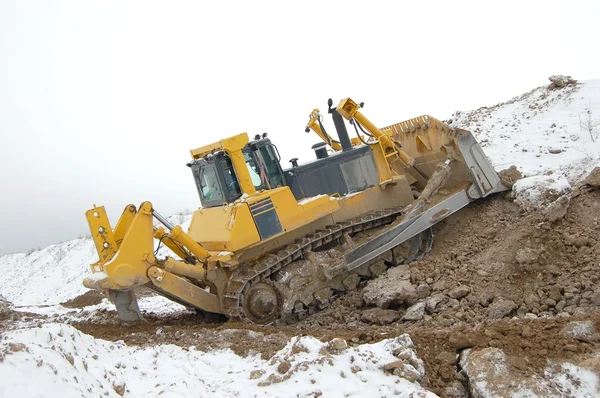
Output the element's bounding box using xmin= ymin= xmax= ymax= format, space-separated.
xmin=61 ymin=184 xmax=600 ymax=395
xmin=61 ymin=290 xmax=106 ymax=308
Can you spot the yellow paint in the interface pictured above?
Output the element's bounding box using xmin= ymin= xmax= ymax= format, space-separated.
xmin=190 ymin=133 xmax=256 ymax=195
xmin=187 ymin=202 xmax=261 ymax=252
xmin=305 ymin=109 xmax=343 ymax=151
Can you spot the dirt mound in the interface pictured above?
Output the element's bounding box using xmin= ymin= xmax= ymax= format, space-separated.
xmin=61 ymin=290 xmax=106 ymax=308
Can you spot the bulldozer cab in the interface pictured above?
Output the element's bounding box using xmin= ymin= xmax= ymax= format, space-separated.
xmin=189 ymin=135 xmax=285 ymax=208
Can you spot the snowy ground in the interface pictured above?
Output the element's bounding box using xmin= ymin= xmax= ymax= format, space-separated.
xmin=451 ymin=78 xmax=600 ymax=182
xmin=0 ymin=323 xmax=433 ymax=397
xmin=1 ymin=77 xmax=600 ymax=397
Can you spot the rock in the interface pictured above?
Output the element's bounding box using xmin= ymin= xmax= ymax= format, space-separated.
xmin=524 ymin=294 xmax=539 ymax=306
xmin=383 ymin=360 xmax=404 ymax=371
xmin=548 ymin=285 xmax=563 ymax=302
xmin=432 ymin=279 xmax=447 ymax=292
xmin=426 ymin=294 xmax=449 ymax=313
xmin=449 ymin=332 xmax=477 ymax=349
xmin=498 ymin=165 xmax=522 ymax=188
xmin=548 ymin=75 xmax=577 ymax=89
xmin=112 ymin=383 xmax=126 ymax=397
xmin=361 ymin=308 xmax=401 ymax=325
xmin=416 ymin=284 xmax=431 ymax=299
xmin=402 ymin=302 xmax=426 ymax=321
xmin=448 ymin=285 xmax=471 ymax=299
xmin=444 ymin=381 xmax=469 ymax=398
xmin=564 ymin=233 xmax=589 ymax=247
xmin=249 ymin=370 xmax=265 ymax=379
xmin=437 ymin=351 xmax=458 ymax=366
xmin=515 ymin=248 xmax=538 ymax=265
xmin=362 ymin=270 xmax=417 ymax=309
xmin=543 ymin=195 xmax=570 ymax=223
xmin=277 ymin=360 xmax=291 ymax=374
xmin=584 ymin=167 xmax=600 ymax=188
xmin=0 ymin=295 xmax=10 ymax=317
xmin=392 ymin=366 xmax=422 ymax=383
xmin=342 ymin=274 xmax=360 ymax=291
xmin=488 ymin=299 xmax=517 ymax=319
xmin=327 ymin=338 xmax=347 ymax=352
xmin=562 ymin=320 xmax=600 ymax=343
xmin=462 ymin=347 xmax=594 ymax=398
xmin=369 ymin=260 xmax=388 ymax=277
xmin=591 ymin=290 xmax=600 ymax=305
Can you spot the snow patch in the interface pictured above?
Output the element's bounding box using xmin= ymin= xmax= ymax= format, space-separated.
xmin=513 ymin=174 xmax=571 ymax=209
xmin=0 ymin=324 xmax=435 ymax=398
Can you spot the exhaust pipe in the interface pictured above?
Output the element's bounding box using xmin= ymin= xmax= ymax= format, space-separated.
xmin=328 ymin=98 xmax=353 ymax=152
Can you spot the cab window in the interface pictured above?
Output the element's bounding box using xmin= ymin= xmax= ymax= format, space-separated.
xmin=195 ymin=164 xmax=223 ymax=202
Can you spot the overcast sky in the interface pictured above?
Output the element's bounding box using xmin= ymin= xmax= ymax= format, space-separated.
xmin=0 ymin=0 xmax=599 ymax=255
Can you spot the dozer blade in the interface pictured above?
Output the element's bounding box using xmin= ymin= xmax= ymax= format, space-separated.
xmin=345 ymin=190 xmax=470 ymax=270
xmin=108 ymin=289 xmax=144 ymax=321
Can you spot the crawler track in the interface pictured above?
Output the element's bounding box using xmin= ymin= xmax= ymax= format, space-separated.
xmin=223 ymin=207 xmax=427 ymax=324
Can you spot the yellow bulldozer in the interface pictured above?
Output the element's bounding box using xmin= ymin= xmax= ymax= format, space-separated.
xmin=83 ymin=98 xmax=508 ymax=324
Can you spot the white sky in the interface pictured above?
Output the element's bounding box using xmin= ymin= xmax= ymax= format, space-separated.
xmin=0 ymin=0 xmax=599 ymax=255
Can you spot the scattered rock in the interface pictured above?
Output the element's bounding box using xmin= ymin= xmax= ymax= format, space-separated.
xmin=462 ymin=347 xmax=596 ymax=398
xmin=436 ymin=351 xmax=458 ymax=366
xmin=416 ymin=284 xmax=431 ymax=299
xmin=562 ymin=321 xmax=600 ymax=343
xmin=444 ymin=381 xmax=469 ymax=398
xmin=584 ymin=167 xmax=600 ymax=188
xmin=426 ymin=294 xmax=449 ymax=313
xmin=488 ymin=299 xmax=517 ymax=319
xmin=277 ymin=360 xmax=291 ymax=374
xmin=362 ymin=268 xmax=417 ymax=309
xmin=449 ymin=332 xmax=477 ymax=350
xmin=515 ymin=247 xmax=538 ymax=265
xmin=112 ymin=382 xmax=126 ymax=397
xmin=543 ymin=195 xmax=570 ymax=223
xmin=0 ymin=295 xmax=10 ymax=318
xmin=402 ymin=302 xmax=425 ymax=321
xmin=383 ymin=360 xmax=404 ymax=371
xmin=498 ymin=165 xmax=522 ymax=188
xmin=360 ymin=308 xmax=400 ymax=325
xmin=249 ymin=369 xmax=264 ymax=379
xmin=326 ymin=338 xmax=347 ymax=352
xmin=548 ymin=75 xmax=577 ymax=89
xmin=448 ymin=285 xmax=471 ymax=299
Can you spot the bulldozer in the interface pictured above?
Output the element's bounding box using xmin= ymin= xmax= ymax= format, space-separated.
xmin=83 ymin=97 xmax=508 ymax=324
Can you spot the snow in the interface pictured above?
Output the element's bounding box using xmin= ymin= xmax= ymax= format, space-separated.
xmin=513 ymin=174 xmax=571 ymax=208
xmin=0 ymin=324 xmax=435 ymax=398
xmin=298 ymin=194 xmax=327 ymax=205
xmin=452 ymin=79 xmax=600 ymax=182
xmin=0 ymin=238 xmax=98 ymax=306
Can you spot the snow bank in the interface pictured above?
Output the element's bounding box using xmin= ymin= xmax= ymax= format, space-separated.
xmin=513 ymin=174 xmax=571 ymax=209
xmin=0 ymin=324 xmax=435 ymax=398
xmin=0 ymin=213 xmax=194 ymax=307
xmin=452 ymin=79 xmax=600 ymax=182
xmin=0 ymin=238 xmax=98 ymax=306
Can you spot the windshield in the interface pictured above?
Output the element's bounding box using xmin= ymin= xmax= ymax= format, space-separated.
xmin=244 ymin=151 xmax=269 ymax=189
xmin=195 ymin=163 xmax=223 ymax=202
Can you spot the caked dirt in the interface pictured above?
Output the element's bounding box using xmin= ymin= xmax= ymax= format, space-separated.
xmin=31 ymin=178 xmax=600 ymax=396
